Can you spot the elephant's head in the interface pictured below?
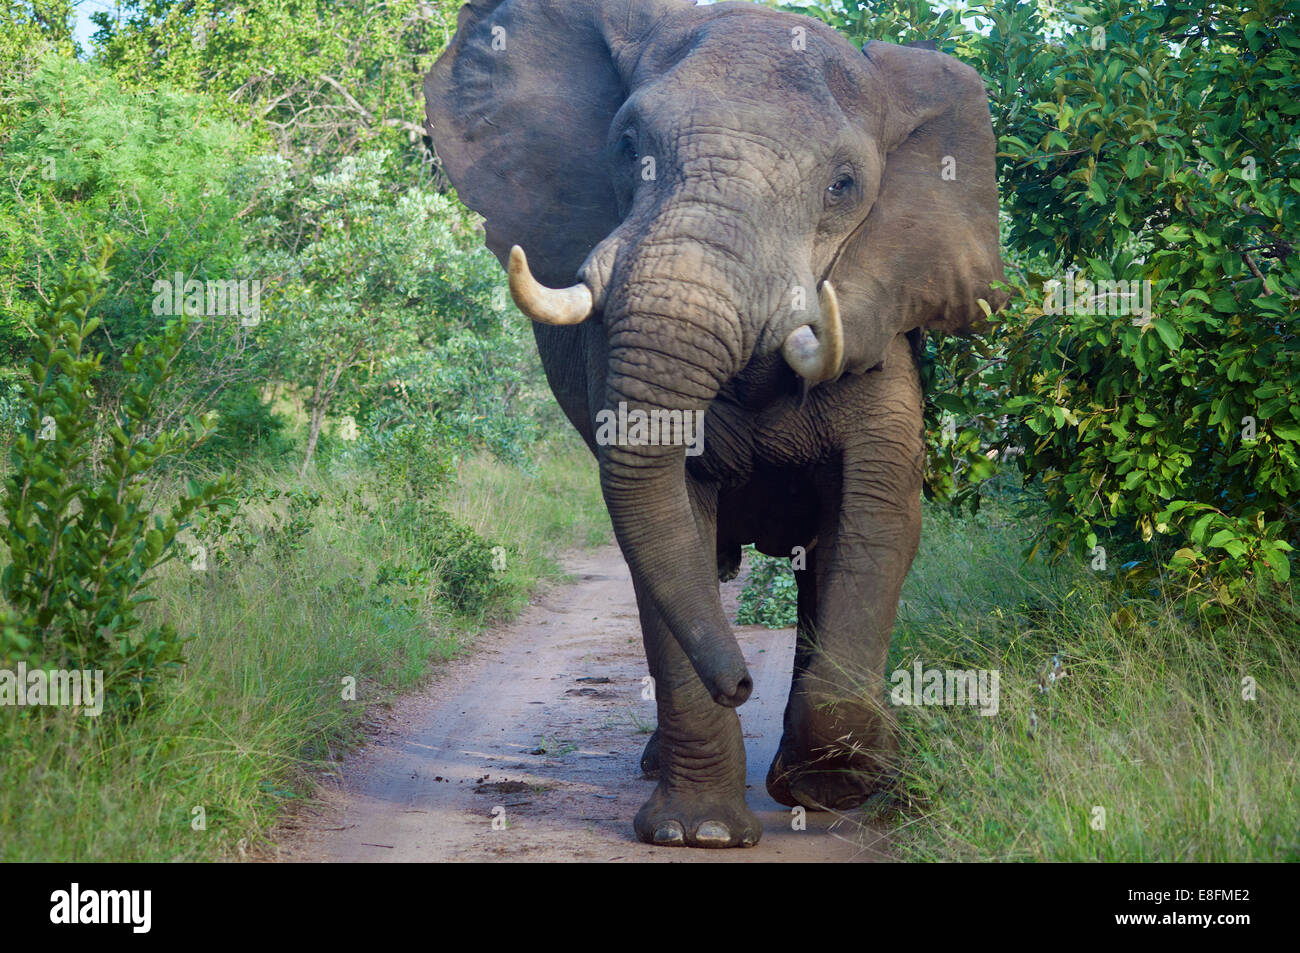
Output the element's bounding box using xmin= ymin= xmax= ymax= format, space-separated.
xmin=426 ymin=0 xmax=1005 ymax=706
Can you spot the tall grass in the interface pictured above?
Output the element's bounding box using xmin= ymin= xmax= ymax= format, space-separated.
xmin=446 ymin=442 xmax=612 ymax=613
xmin=863 ymin=500 xmax=1300 ymax=861
xmin=0 ymin=439 xmax=609 ymax=861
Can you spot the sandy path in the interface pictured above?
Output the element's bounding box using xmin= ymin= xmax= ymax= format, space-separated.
xmin=275 ymin=545 xmax=889 ymax=863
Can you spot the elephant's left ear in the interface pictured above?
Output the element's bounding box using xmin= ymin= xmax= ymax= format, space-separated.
xmin=424 ymin=0 xmax=693 ymax=289
xmin=829 ymin=41 xmax=1006 ymax=369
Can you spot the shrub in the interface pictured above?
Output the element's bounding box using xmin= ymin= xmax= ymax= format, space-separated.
xmin=0 ymin=248 xmax=232 ymax=712
xmin=367 ymin=421 xmax=514 ymax=617
xmin=735 ymin=547 xmax=799 ymax=629
xmin=192 ymin=384 xmax=291 ymax=467
xmin=0 ymin=53 xmax=252 ymax=379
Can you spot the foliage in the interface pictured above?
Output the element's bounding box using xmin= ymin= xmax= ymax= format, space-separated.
xmin=787 ymin=0 xmax=1300 ymax=601
xmin=364 ymin=422 xmax=516 ymax=617
xmin=735 ymin=547 xmax=799 ymax=628
xmin=192 ymin=481 xmax=324 ymax=572
xmin=870 ymin=495 xmax=1300 ymax=862
xmin=0 ymin=0 xmax=76 ymax=80
xmin=0 ymin=441 xmax=610 ymax=862
xmin=409 ymin=506 xmax=507 ymax=615
xmin=188 ymin=420 xmax=523 ymax=619
xmin=0 ymin=53 xmax=259 ymax=413
xmin=0 ymin=248 xmax=232 ymax=712
xmin=245 ymin=149 xmax=545 ymax=472
xmin=364 ymin=326 xmax=548 ymax=466
xmin=191 ymin=383 xmax=293 ymax=466
xmin=0 ymin=377 xmax=25 ymax=446
xmin=368 ymin=420 xmax=456 ymax=502
xmin=89 ymin=0 xmax=457 ymax=177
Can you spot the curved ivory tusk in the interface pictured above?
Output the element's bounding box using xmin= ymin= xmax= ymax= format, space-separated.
xmin=507 ymin=245 xmax=594 ymax=326
xmin=781 ymin=280 xmax=845 ymax=385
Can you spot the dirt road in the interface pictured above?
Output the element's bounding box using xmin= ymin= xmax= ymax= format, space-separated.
xmin=276 ymin=545 xmax=888 ymax=862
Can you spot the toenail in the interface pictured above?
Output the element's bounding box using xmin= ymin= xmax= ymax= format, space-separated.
xmin=694 ymin=821 xmax=731 ymax=846
xmin=653 ymin=821 xmax=685 ymax=845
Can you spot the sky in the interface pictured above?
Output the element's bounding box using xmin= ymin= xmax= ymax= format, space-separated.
xmin=72 ymin=0 xmax=118 ymax=53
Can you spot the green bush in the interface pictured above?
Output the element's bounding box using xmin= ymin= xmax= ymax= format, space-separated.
xmin=192 ymin=384 xmax=291 ymax=467
xmin=408 ymin=504 xmax=505 ymax=615
xmin=735 ymin=547 xmax=799 ymax=629
xmin=0 ymin=248 xmax=232 ymax=712
xmin=245 ymin=150 xmax=551 ymax=474
xmin=0 ymin=53 xmax=252 ymax=379
xmin=365 ymin=422 xmax=515 ymax=617
xmin=367 ymin=421 xmax=455 ymax=502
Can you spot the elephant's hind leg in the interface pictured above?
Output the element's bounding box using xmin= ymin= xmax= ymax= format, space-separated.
xmin=631 ymin=576 xmax=760 ymax=848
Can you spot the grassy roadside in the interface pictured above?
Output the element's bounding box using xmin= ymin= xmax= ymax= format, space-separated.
xmin=862 ymin=498 xmax=1300 ymax=861
xmin=8 ymin=425 xmax=1293 ymax=862
xmin=0 ymin=439 xmax=609 ymax=862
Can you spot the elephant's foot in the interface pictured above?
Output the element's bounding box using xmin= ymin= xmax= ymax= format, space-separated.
xmin=639 ymin=728 xmax=661 ymax=779
xmin=634 ymin=783 xmax=761 ymax=848
xmin=765 ymin=734 xmax=895 ymax=811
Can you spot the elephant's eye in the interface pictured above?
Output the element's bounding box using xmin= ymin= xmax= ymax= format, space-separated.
xmin=826 ymin=174 xmax=854 ymax=201
xmin=621 ymin=134 xmax=639 ymax=164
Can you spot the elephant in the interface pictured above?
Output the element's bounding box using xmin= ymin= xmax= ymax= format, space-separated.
xmin=424 ymin=0 xmax=1006 ymax=848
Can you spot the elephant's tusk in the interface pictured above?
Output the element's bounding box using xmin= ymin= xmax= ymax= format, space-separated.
xmin=781 ymin=280 xmax=845 ymax=385
xmin=817 ymin=280 xmax=845 ymax=380
xmin=507 ymin=245 xmax=594 ymax=326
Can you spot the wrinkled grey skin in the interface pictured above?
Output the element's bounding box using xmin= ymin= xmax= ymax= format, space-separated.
xmin=426 ymin=0 xmax=1005 ymax=848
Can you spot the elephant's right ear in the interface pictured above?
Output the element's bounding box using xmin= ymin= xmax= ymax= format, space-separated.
xmin=425 ymin=0 xmax=690 ymax=288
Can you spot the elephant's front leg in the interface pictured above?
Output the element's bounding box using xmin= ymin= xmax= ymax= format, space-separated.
xmin=631 ymin=484 xmax=761 ymax=849
xmin=768 ymin=365 xmax=924 ymax=811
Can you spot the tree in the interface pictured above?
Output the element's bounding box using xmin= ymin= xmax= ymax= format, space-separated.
xmin=90 ymin=0 xmax=458 ymax=179
xmin=247 ymin=150 xmax=532 ymax=474
xmin=0 ymin=53 xmax=261 ymax=431
xmin=1 ymin=246 xmax=231 ymax=712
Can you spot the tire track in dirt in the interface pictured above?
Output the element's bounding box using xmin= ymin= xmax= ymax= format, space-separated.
xmin=275 ymin=545 xmax=889 ymax=862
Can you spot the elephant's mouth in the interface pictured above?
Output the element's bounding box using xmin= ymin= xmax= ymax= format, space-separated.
xmin=509 ymin=243 xmax=846 ymax=386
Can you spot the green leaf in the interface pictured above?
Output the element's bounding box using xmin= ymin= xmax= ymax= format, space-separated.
xmin=1150 ymin=319 xmax=1182 ymax=350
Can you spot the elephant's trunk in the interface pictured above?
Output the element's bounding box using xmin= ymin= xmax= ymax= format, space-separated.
xmin=598 ymin=266 xmax=751 ymax=708
xmin=600 ymin=431 xmax=752 ymax=707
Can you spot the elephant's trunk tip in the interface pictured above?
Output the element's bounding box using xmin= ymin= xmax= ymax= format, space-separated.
xmin=695 ymin=654 xmax=754 ymax=708
xmin=716 ymin=671 xmax=754 ymax=708
xmin=508 ymin=244 xmax=595 ymax=325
